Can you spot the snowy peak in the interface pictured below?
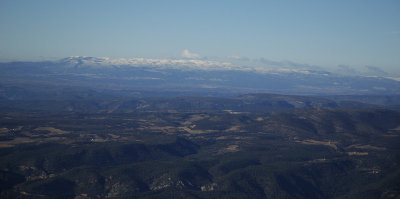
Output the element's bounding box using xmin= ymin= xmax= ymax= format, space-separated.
xmin=1 ymin=56 xmax=400 ymax=95
xmin=56 ymin=56 xmax=329 ymax=76
xmin=58 ymin=56 xmax=235 ymax=71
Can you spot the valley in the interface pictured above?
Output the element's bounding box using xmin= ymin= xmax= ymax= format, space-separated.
xmin=0 ymin=95 xmax=399 ymax=198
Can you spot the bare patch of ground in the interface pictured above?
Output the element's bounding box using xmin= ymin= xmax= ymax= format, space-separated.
xmin=224 ymin=125 xmax=243 ymax=132
xmin=179 ymin=127 xmax=217 ymax=134
xmin=35 ymin=127 xmax=69 ymax=134
xmin=226 ymin=145 xmax=239 ymax=151
xmin=347 ymin=152 xmax=368 ymax=156
xmin=0 ymin=128 xmax=8 ymax=133
xmin=346 ymin=144 xmax=386 ymax=151
xmin=296 ymin=139 xmax=338 ymax=150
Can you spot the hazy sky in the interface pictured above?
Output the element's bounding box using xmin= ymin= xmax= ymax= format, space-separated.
xmin=0 ymin=0 xmax=399 ymax=72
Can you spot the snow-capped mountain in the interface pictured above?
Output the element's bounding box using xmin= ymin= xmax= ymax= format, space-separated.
xmin=57 ymin=56 xmax=332 ymax=75
xmin=58 ymin=56 xmax=236 ymax=71
xmin=0 ymin=56 xmax=399 ymax=99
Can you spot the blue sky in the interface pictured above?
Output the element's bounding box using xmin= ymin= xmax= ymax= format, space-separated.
xmin=0 ymin=0 xmax=399 ymax=73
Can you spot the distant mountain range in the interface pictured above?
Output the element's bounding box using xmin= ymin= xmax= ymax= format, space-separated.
xmin=1 ymin=56 xmax=400 ymax=98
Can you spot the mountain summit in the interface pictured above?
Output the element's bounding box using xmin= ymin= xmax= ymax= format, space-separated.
xmin=1 ymin=57 xmax=399 ymax=96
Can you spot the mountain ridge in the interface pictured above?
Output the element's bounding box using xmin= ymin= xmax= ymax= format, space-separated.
xmin=1 ymin=57 xmax=400 ymax=96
